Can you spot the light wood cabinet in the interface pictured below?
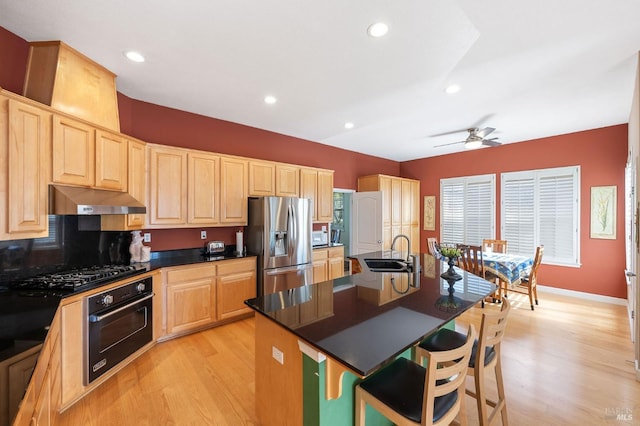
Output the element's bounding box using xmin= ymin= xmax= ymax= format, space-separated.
xmin=0 ymin=95 xmax=50 ymax=240
xmin=147 ymin=144 xmax=188 ymax=226
xmin=275 ymin=164 xmax=299 ymax=197
xmin=95 ymin=129 xmax=127 ymax=191
xmin=220 ymin=156 xmax=248 ymax=225
xmin=358 ymin=174 xmax=420 ymax=252
xmin=100 ymin=138 xmax=147 ymax=231
xmin=300 ymin=168 xmax=334 ymax=223
xmin=52 ymin=114 xmax=95 ymax=187
xmin=249 ymin=160 xmax=275 ymax=196
xmin=165 ymin=264 xmax=217 ymax=336
xmin=312 ymin=246 xmax=344 ymax=283
xmin=188 ymin=151 xmax=220 ymax=225
xmin=52 ymin=116 xmax=127 ymax=191
xmin=60 ymin=301 xmax=83 ymax=408
xmin=216 ymin=258 xmax=256 ymax=320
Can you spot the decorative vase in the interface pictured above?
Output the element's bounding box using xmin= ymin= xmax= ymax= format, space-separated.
xmin=440 ymin=256 xmax=462 ymax=281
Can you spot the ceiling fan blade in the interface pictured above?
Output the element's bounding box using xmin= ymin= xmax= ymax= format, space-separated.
xmin=475 ymin=127 xmax=495 ymax=138
xmin=470 ymin=113 xmax=495 ymax=130
xmin=434 ymin=140 xmax=466 ymax=148
xmin=482 ymin=138 xmax=501 ymax=147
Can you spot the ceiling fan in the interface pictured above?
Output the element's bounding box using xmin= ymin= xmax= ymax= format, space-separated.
xmin=434 ymin=127 xmax=501 ymax=149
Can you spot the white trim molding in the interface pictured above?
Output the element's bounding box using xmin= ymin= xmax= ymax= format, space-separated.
xmin=537 ymin=285 xmax=627 ymax=306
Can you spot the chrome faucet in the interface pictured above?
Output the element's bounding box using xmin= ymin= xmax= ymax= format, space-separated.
xmin=391 ymin=234 xmax=411 ymax=263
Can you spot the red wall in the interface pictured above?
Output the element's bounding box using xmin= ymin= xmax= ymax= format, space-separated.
xmin=401 ymin=125 xmax=629 ymax=298
xmin=0 ymin=27 xmax=29 ymax=94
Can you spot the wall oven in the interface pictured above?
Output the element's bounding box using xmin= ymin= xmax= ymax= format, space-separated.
xmin=85 ymin=276 xmax=153 ymax=384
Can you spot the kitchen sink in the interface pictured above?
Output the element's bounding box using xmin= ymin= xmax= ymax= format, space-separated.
xmin=364 ymin=258 xmax=409 ymax=272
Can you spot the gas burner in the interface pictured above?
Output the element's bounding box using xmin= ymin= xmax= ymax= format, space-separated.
xmin=13 ymin=265 xmax=141 ymax=290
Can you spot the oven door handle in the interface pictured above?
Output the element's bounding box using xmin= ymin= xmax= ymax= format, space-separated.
xmin=89 ymin=293 xmax=154 ymax=323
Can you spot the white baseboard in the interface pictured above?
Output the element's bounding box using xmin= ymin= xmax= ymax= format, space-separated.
xmin=537 ymin=284 xmax=627 ymax=306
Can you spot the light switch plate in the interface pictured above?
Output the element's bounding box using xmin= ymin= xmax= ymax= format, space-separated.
xmin=200 ymin=230 xmax=207 ymax=240
xmin=272 ymin=346 xmax=284 ymax=364
xmin=143 ymin=233 xmax=151 ymax=243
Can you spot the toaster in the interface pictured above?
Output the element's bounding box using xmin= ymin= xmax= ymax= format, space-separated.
xmin=205 ymin=240 xmax=225 ymax=254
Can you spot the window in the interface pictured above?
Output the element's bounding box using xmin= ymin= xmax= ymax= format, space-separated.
xmin=440 ymin=174 xmax=495 ymax=246
xmin=501 ymin=166 xmax=580 ymax=266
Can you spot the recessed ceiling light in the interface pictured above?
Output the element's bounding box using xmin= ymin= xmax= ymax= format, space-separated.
xmin=367 ymin=22 xmax=389 ymax=38
xmin=344 ymin=122 xmax=354 ymax=129
xmin=124 ymin=51 xmax=145 ymax=63
xmin=264 ymin=95 xmax=277 ymax=105
xmin=445 ymin=84 xmax=461 ymax=94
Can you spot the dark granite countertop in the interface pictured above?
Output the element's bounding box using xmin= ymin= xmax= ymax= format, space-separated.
xmin=0 ymin=248 xmax=256 ymax=363
xmin=245 ymin=251 xmax=496 ymax=376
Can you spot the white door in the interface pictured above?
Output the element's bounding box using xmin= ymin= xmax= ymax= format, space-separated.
xmin=352 ymin=191 xmax=383 ymax=254
xmin=625 ymin=160 xmax=637 ymax=343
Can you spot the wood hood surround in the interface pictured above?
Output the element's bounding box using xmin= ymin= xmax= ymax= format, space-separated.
xmin=23 ymin=40 xmax=120 ymax=132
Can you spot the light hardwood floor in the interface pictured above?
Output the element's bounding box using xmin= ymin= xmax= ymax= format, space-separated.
xmin=57 ymin=291 xmax=640 ymax=425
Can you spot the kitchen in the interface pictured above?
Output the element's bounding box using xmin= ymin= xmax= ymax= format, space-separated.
xmin=0 ymin=2 xmax=639 ymax=425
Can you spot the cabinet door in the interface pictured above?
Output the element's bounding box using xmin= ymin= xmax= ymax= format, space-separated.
xmin=317 ymin=170 xmax=334 ymax=222
xmin=328 ymin=246 xmax=344 ymax=279
xmin=275 ymin=164 xmax=299 ymax=196
xmin=127 ymin=139 xmax=147 ymax=228
xmin=220 ymin=156 xmax=248 ymax=224
xmin=95 ymin=129 xmax=127 ymax=191
xmin=8 ymin=350 xmax=39 ymax=423
xmin=188 ymin=151 xmax=220 ymax=225
xmin=52 ymin=115 xmax=95 ymax=186
xmin=401 ymin=179 xmax=413 ymax=226
xmin=217 ymin=270 xmax=256 ymax=321
xmin=249 ymin=161 xmax=275 ymax=196
xmin=148 ymin=145 xmax=188 ymax=226
xmin=6 ymin=98 xmax=50 ymax=237
xmin=167 ymin=279 xmax=216 ymax=334
xmin=391 ymin=178 xmax=402 ymax=227
xmin=33 ymin=370 xmax=51 ymax=426
xmin=300 ymin=168 xmax=318 ymax=221
xmin=312 ymin=250 xmax=328 ymax=284
xmin=60 ymin=301 xmax=83 ymax=408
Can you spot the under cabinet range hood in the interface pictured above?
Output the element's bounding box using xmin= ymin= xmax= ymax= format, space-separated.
xmin=49 ymin=185 xmax=146 ymax=215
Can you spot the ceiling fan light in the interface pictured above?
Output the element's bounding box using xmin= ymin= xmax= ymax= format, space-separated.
xmin=465 ymin=139 xmax=483 ymax=149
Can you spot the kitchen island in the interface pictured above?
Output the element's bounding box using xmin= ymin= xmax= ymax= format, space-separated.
xmin=245 ymin=251 xmax=497 ymax=426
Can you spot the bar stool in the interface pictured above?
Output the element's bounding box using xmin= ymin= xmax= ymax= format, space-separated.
xmin=355 ymin=324 xmax=477 ymax=425
xmin=417 ymin=298 xmax=511 ymax=425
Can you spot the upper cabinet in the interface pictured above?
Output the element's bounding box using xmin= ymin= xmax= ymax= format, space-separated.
xmin=300 ymin=167 xmax=334 ymax=223
xmin=147 ymin=144 xmax=188 ymax=226
xmin=357 ymin=174 xmax=420 ymax=252
xmin=188 ymin=151 xmax=220 ymax=225
xmin=275 ymin=164 xmax=299 ymax=197
xmin=0 ymin=95 xmax=51 ymax=240
xmin=248 ymin=161 xmax=275 ymax=197
xmin=220 ymin=156 xmax=248 ymax=225
xmin=52 ymin=115 xmax=127 ymax=191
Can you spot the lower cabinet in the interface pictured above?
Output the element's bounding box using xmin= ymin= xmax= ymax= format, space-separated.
xmin=164 ymin=257 xmax=257 ymax=338
xmin=312 ymin=246 xmax=345 ymax=284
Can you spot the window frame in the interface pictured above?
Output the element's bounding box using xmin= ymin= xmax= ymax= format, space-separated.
xmin=439 ymin=174 xmax=496 ymax=246
xmin=500 ymin=165 xmax=580 ymax=267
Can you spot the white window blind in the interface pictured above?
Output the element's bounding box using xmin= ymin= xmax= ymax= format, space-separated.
xmin=501 ymin=166 xmax=580 ymax=266
xmin=440 ymin=175 xmax=495 ymax=246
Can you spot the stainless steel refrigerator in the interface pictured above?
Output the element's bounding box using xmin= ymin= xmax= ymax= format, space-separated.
xmin=247 ymin=196 xmax=313 ymax=296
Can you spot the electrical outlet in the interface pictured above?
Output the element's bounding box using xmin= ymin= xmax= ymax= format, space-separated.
xmin=201 ymin=230 xmax=207 ymax=240
xmin=272 ymin=346 xmax=284 ymax=365
xmin=143 ymin=233 xmax=151 ymax=243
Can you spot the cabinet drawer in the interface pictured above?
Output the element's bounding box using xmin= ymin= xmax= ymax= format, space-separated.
xmin=217 ymin=258 xmax=255 ymax=275
xmin=328 ymin=246 xmax=344 ymax=258
xmin=312 ymin=249 xmax=328 ymax=261
xmin=166 ymin=264 xmax=217 ymax=284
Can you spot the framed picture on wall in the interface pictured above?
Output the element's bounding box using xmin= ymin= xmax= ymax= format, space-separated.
xmin=590 ymin=185 xmax=616 ymax=239
xmin=423 ymin=196 xmax=435 ymax=231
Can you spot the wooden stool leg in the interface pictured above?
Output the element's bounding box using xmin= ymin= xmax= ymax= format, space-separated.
xmin=495 ymin=359 xmax=509 ymax=426
xmin=355 ymin=387 xmax=366 ymax=426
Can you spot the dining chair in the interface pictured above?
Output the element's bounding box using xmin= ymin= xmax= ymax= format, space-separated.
xmin=511 ymin=245 xmax=544 ymax=310
xmin=355 ymin=324 xmax=477 ymax=426
xmin=427 ymin=237 xmax=442 ymax=259
xmin=456 ymin=244 xmax=485 ymax=279
xmin=417 ymin=297 xmax=511 ymax=426
xmin=482 ymin=239 xmax=507 ymax=254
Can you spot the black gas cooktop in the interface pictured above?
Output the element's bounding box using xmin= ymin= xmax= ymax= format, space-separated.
xmin=11 ymin=265 xmax=143 ymax=291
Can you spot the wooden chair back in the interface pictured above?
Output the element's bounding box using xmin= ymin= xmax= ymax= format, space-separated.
xmin=482 ymin=239 xmax=507 ymax=254
xmin=420 ymin=324 xmax=477 ymax=425
xmin=528 ymin=245 xmax=544 ymax=286
xmin=457 ymin=244 xmax=485 ymax=278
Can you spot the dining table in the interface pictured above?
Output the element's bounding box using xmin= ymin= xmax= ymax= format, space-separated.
xmin=482 ymin=251 xmax=534 ymax=295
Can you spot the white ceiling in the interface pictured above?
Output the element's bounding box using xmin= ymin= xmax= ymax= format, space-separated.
xmin=1 ymin=0 xmax=639 ymax=161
